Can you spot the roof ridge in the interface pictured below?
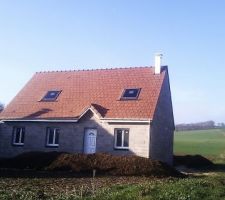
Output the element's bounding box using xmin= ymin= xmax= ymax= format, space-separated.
xmin=36 ymin=66 xmax=153 ymax=73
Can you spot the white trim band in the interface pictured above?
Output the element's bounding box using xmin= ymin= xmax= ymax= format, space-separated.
xmin=1 ymin=119 xmax=78 ymax=123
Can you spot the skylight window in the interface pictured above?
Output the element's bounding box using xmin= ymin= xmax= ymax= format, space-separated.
xmin=42 ymin=90 xmax=61 ymax=101
xmin=121 ymin=88 xmax=141 ymax=100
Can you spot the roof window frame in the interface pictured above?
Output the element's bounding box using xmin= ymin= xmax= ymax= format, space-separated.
xmin=41 ymin=90 xmax=62 ymax=101
xmin=120 ymin=88 xmax=141 ymax=100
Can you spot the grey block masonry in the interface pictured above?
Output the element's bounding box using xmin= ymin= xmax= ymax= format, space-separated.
xmin=150 ymin=70 xmax=174 ymax=165
xmin=0 ymin=111 xmax=150 ymax=159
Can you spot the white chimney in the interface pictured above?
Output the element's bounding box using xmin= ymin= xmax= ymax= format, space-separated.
xmin=154 ymin=53 xmax=163 ymax=74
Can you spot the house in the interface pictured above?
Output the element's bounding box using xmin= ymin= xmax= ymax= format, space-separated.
xmin=0 ymin=54 xmax=174 ymax=165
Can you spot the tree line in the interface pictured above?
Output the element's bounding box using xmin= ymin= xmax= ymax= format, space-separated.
xmin=175 ymin=120 xmax=225 ymax=131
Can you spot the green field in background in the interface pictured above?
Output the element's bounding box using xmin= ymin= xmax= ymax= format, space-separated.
xmin=174 ymin=129 xmax=225 ymax=162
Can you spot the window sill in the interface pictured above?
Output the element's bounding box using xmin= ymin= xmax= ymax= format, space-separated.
xmin=39 ymin=99 xmax=59 ymax=102
xmin=119 ymin=98 xmax=139 ymax=101
xmin=12 ymin=143 xmax=24 ymax=146
xmin=114 ymin=147 xmax=129 ymax=151
xmin=46 ymin=144 xmax=59 ymax=148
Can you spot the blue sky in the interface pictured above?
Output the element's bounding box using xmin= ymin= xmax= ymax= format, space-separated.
xmin=0 ymin=0 xmax=225 ymax=124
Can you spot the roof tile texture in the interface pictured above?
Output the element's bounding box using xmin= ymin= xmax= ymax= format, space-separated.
xmin=0 ymin=67 xmax=166 ymax=120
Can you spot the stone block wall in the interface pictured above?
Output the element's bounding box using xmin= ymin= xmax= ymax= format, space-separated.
xmin=149 ymin=70 xmax=174 ymax=165
xmin=0 ymin=111 xmax=150 ymax=158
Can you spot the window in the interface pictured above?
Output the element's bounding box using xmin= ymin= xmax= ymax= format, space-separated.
xmin=12 ymin=127 xmax=25 ymax=146
xmin=114 ymin=129 xmax=129 ymax=149
xmin=46 ymin=127 xmax=60 ymax=147
xmin=42 ymin=90 xmax=61 ymax=101
xmin=121 ymin=88 xmax=141 ymax=100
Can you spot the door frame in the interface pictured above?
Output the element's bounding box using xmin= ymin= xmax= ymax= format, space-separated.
xmin=83 ymin=128 xmax=97 ymax=154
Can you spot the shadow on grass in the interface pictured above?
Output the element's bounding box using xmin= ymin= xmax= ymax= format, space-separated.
xmin=0 ymin=168 xmax=95 ymax=179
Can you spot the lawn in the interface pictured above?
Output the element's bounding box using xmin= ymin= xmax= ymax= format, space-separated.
xmin=0 ymin=174 xmax=225 ymax=200
xmin=174 ymin=129 xmax=225 ymax=163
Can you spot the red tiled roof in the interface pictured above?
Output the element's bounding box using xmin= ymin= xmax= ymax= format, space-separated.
xmin=0 ymin=67 xmax=166 ymax=120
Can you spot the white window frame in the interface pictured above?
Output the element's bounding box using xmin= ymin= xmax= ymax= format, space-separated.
xmin=114 ymin=128 xmax=129 ymax=149
xmin=13 ymin=127 xmax=25 ymax=146
xmin=46 ymin=127 xmax=60 ymax=147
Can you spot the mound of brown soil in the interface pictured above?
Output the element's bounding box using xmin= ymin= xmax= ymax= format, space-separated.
xmin=47 ymin=153 xmax=182 ymax=177
xmin=0 ymin=152 xmax=183 ymax=177
xmin=174 ymin=155 xmax=214 ymax=168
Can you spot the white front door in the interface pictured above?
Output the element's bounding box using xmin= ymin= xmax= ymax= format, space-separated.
xmin=84 ymin=128 xmax=97 ymax=154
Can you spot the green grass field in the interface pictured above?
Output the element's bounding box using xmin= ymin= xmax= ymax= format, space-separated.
xmin=1 ymin=175 xmax=225 ymax=200
xmin=174 ymin=129 xmax=225 ymax=162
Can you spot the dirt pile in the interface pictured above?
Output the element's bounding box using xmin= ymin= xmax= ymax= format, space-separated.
xmin=47 ymin=153 xmax=182 ymax=177
xmin=0 ymin=152 xmax=183 ymax=177
xmin=174 ymin=155 xmax=214 ymax=168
